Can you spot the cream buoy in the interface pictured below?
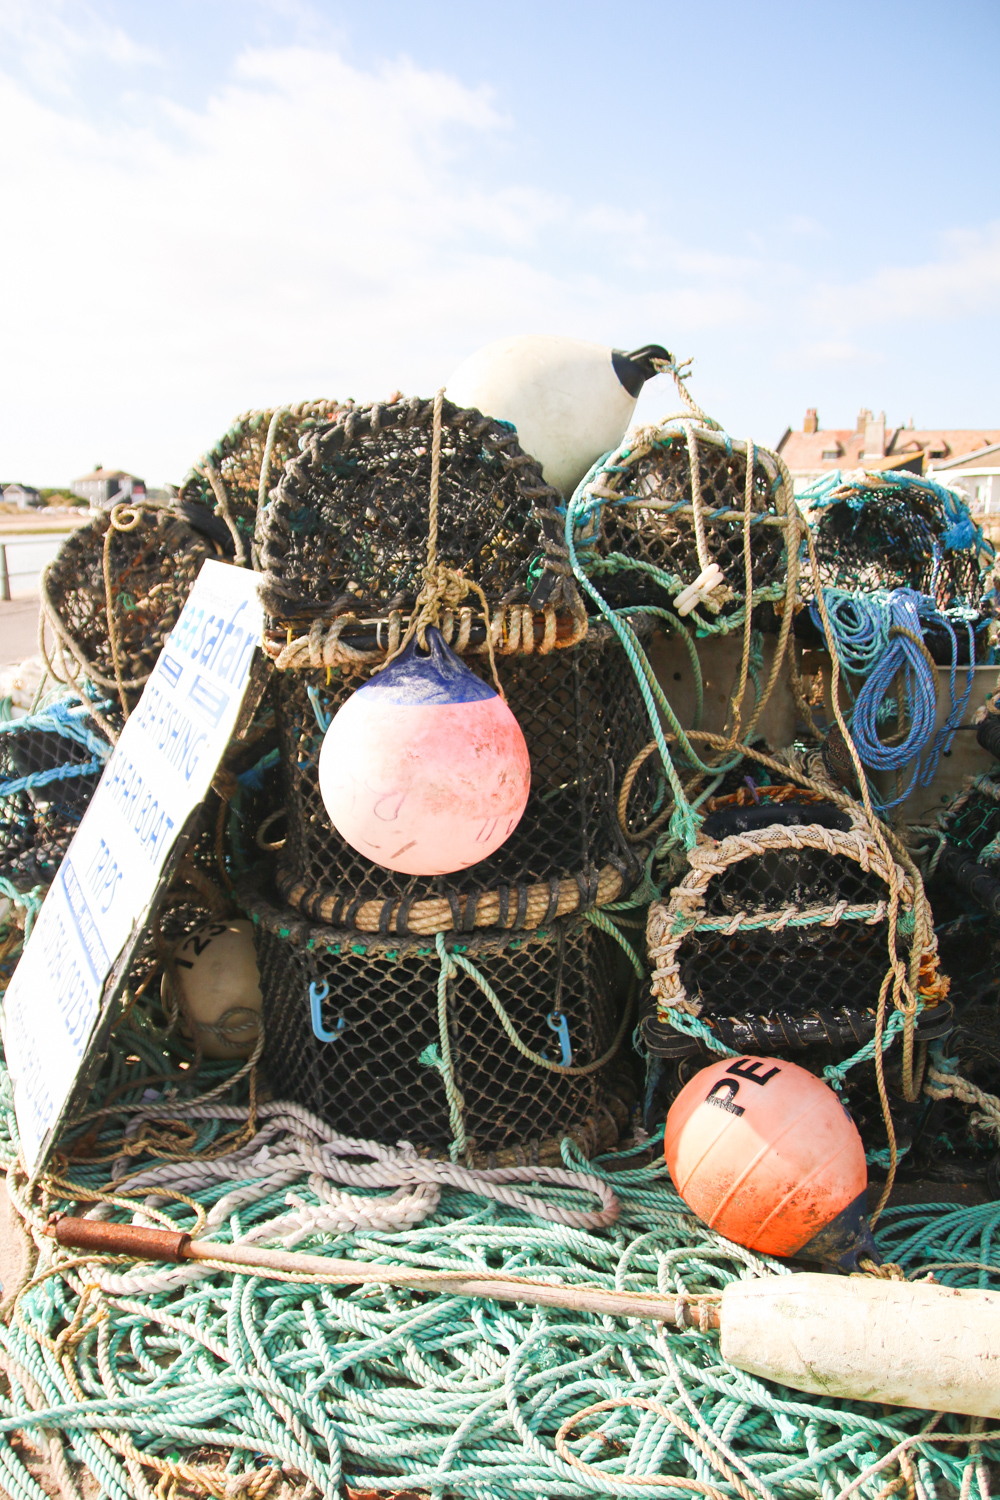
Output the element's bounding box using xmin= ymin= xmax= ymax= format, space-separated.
xmin=165 ymin=920 xmax=263 ymax=1059
xmin=446 ymin=335 xmax=669 ymax=496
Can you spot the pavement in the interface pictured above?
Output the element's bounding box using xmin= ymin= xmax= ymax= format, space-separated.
xmin=0 ymin=596 xmax=40 ymax=668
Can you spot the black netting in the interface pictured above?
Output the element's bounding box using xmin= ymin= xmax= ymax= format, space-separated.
xmin=258 ymin=396 xmax=573 ymax=625
xmin=241 ymin=884 xmax=635 ymax=1157
xmin=41 ymin=508 xmax=222 ymax=710
xmin=271 ymin=624 xmax=654 ymax=931
xmin=812 ymin=489 xmax=985 ymax=608
xmin=576 ymin=433 xmax=790 ymax=613
xmin=645 ymin=792 xmax=917 ymax=1057
xmin=178 ymin=400 xmax=349 ymax=554
xmin=0 ymin=709 xmax=110 ymax=888
xmin=939 ymin=777 xmax=1000 ymax=861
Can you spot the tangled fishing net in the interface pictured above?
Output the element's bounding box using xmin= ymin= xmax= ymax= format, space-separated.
xmin=0 ymin=1004 xmax=997 ymax=1500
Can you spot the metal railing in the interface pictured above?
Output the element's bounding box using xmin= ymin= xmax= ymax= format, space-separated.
xmin=0 ymin=538 xmax=65 ymax=603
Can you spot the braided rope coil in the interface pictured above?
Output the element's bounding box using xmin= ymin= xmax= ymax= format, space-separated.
xmin=646 ymin=803 xmax=914 ymax=1021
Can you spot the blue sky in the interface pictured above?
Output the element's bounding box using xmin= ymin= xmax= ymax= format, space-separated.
xmin=1 ymin=0 xmax=998 ymax=486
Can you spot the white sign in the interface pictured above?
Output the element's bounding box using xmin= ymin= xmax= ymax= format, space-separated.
xmin=2 ymin=560 xmax=264 ymax=1173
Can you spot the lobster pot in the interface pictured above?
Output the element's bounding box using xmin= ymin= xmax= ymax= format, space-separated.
xmin=937 ymin=772 xmax=1000 ymax=864
xmin=41 ymin=508 xmax=219 ymax=713
xmin=0 ymin=701 xmax=111 ymax=889
xmin=178 ymin=399 xmax=347 ymax=560
xmin=810 ymin=472 xmax=990 ymax=610
xmin=643 ymin=790 xmax=931 ymax=1059
xmin=572 ymin=422 xmax=796 ymax=622
xmin=241 ymin=884 xmax=635 ymax=1159
xmin=272 ymin=621 xmax=654 ymax=934
xmin=258 ymin=395 xmax=576 ymax=628
xmin=926 ymin=773 xmax=1000 ymax=947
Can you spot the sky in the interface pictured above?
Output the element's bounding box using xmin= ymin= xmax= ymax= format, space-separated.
xmin=1 ymin=0 xmax=998 ymax=488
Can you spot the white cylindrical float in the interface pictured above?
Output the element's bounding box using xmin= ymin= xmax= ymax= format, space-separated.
xmin=721 ymin=1272 xmax=1000 ymax=1418
xmin=446 ymin=335 xmax=668 ymax=497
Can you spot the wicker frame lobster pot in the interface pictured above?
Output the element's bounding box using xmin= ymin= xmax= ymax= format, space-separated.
xmin=809 ymin=472 xmax=991 ymax=610
xmin=257 ymin=395 xmax=577 ymax=629
xmin=570 ymin=421 xmax=799 ymax=625
xmin=40 ymin=508 xmax=219 ymax=713
xmin=643 ymin=789 xmax=932 ymax=1057
xmin=178 ymin=400 xmax=349 ymax=564
xmin=268 ymin=620 xmax=654 ymax=934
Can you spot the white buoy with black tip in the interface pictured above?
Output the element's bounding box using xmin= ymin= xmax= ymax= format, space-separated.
xmin=446 ymin=335 xmax=670 ymax=497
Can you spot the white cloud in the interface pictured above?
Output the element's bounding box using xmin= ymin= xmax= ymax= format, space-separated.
xmin=1 ymin=8 xmax=999 ymax=487
xmin=811 ymin=223 xmax=1000 ymax=326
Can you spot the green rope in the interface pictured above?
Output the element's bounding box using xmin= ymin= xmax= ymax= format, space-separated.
xmin=1 ymin=1010 xmax=997 ymax=1500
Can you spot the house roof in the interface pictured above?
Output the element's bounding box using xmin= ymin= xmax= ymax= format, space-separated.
xmin=72 ymin=468 xmax=143 ymax=483
xmin=931 ymin=441 xmax=1000 ymax=471
xmin=778 ymin=423 xmax=1000 ymax=474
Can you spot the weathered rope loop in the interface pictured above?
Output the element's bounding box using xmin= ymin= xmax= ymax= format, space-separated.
xmin=103 ymin=504 xmax=147 ymax=718
xmin=373 ymin=389 xmax=506 ymax=698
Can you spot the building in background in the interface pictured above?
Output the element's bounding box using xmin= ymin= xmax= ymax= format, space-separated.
xmin=927 ymin=443 xmax=1000 ymax=544
xmin=777 ymin=410 xmax=1000 ymax=496
xmin=1 ymin=483 xmax=44 ymax=508
xmin=70 ymin=467 xmax=146 ymax=508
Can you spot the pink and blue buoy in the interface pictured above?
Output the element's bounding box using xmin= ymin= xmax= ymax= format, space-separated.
xmin=317 ymin=628 xmax=531 ymax=875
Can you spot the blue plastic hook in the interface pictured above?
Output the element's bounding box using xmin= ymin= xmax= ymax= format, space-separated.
xmin=309 ymin=981 xmax=345 ymax=1043
xmin=306 ymin=686 xmax=331 ymax=733
xmin=546 ymin=1010 xmax=573 ymax=1067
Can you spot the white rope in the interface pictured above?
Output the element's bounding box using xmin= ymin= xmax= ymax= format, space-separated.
xmin=76 ymin=1100 xmax=621 ymax=1293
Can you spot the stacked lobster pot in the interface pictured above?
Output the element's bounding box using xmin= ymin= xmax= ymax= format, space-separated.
xmin=566 ymin=411 xmax=802 ymax=749
xmin=249 ymin=395 xmax=654 ymax=1162
xmin=570 ymin=419 xmax=798 ymax=621
xmin=40 ymin=505 xmax=224 ymax=729
xmin=178 ymin=398 xmax=348 ymax=566
xmin=809 ymin=470 xmax=993 ymax=615
xmin=642 ymin=775 xmax=953 ymax=1131
xmin=0 ymin=700 xmax=112 ymax=905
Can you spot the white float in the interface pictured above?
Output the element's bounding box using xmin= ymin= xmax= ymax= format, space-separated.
xmin=721 ymin=1272 xmax=1000 ymax=1418
xmin=446 ymin=335 xmax=668 ymax=497
xmin=167 ymin=919 xmax=263 ymax=1060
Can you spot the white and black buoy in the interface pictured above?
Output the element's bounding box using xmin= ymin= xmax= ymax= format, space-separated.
xmin=446 ymin=335 xmax=669 ymax=496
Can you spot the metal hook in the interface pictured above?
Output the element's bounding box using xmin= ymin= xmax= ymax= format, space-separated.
xmin=545 ymin=1010 xmax=573 ymax=1067
xmin=309 ymin=981 xmax=344 ymax=1043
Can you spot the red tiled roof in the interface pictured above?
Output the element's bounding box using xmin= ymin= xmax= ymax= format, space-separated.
xmin=777 ymin=427 xmax=1000 ymax=474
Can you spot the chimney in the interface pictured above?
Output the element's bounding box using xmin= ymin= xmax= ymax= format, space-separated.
xmin=856 ymin=408 xmax=872 ymax=434
xmin=862 ymin=411 xmax=886 ymax=460
xmin=803 ymin=408 xmax=818 ymax=434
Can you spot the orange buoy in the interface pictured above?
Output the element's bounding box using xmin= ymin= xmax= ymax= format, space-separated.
xmin=665 ymin=1055 xmax=874 ymax=1268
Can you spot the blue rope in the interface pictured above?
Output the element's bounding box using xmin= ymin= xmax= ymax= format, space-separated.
xmin=822 ymin=589 xmax=975 ymax=811
xmin=0 ymin=697 xmax=112 ymax=763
